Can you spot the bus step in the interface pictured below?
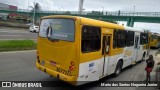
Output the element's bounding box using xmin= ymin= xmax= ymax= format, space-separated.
xmin=131 ymin=61 xmax=136 ymax=65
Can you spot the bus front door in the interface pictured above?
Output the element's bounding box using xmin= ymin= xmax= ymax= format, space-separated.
xmin=101 ymin=35 xmax=111 ymax=77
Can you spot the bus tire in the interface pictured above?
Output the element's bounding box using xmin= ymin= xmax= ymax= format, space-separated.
xmin=114 ymin=61 xmax=122 ymax=77
xmin=33 ymin=30 xmax=36 ymax=33
xmin=141 ymin=52 xmax=146 ymax=61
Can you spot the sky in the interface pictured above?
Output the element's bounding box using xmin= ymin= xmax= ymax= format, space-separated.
xmin=0 ymin=0 xmax=160 ymax=33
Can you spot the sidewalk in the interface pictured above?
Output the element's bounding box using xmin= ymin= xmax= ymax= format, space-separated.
xmin=153 ymin=54 xmax=160 ymax=78
xmin=149 ymin=53 xmax=160 ymax=90
xmin=0 ymin=26 xmax=28 ymax=31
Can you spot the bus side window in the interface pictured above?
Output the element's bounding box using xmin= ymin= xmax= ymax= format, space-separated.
xmin=126 ymin=31 xmax=134 ymax=47
xmin=117 ymin=30 xmax=126 ymax=48
xmin=140 ymin=33 xmax=148 ymax=45
xmin=113 ymin=29 xmax=117 ymax=49
xmin=102 ymin=36 xmax=110 ymax=55
xmin=81 ymin=25 xmax=101 ymax=53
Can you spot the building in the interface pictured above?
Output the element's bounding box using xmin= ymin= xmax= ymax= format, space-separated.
xmin=0 ymin=3 xmax=17 ymax=11
xmin=0 ymin=3 xmax=18 ymax=20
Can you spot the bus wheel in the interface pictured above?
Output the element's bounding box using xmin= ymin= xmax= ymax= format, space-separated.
xmin=33 ymin=30 xmax=36 ymax=33
xmin=114 ymin=61 xmax=122 ymax=77
xmin=141 ymin=53 xmax=146 ymax=61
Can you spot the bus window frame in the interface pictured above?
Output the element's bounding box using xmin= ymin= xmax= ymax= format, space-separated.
xmin=117 ymin=30 xmax=126 ymax=48
xmin=126 ymin=31 xmax=135 ymax=47
xmin=81 ymin=25 xmax=101 ymax=53
xmin=140 ymin=33 xmax=148 ymax=45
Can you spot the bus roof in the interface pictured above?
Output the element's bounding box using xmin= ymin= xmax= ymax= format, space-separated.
xmin=41 ymin=15 xmax=78 ymax=19
xmin=41 ymin=15 xmax=124 ymax=30
xmin=41 ymin=15 xmax=148 ymax=33
xmin=79 ymin=16 xmax=124 ymax=30
xmin=124 ymin=26 xmax=145 ymax=33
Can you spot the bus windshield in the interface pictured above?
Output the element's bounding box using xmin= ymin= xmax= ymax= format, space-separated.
xmin=39 ymin=18 xmax=75 ymax=42
xmin=151 ymin=35 xmax=157 ymax=39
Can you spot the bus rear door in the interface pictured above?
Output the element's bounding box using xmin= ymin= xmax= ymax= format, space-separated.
xmin=100 ymin=34 xmax=111 ymax=77
xmin=134 ymin=35 xmax=140 ymax=62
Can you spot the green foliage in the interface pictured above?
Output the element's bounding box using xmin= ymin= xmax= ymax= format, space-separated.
xmin=64 ymin=11 xmax=71 ymax=14
xmin=30 ymin=2 xmax=41 ymax=13
xmin=0 ymin=21 xmax=29 ymax=28
xmin=87 ymin=11 xmax=103 ymax=15
xmin=35 ymin=3 xmax=41 ymax=12
xmin=0 ymin=40 xmax=36 ymax=52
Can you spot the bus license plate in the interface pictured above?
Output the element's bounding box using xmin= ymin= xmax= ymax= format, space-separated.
xmin=50 ymin=61 xmax=56 ymax=66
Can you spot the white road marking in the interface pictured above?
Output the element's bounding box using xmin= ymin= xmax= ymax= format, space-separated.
xmin=0 ymin=30 xmax=30 ymax=34
xmin=0 ymin=50 xmax=36 ymax=54
xmin=0 ymin=39 xmax=37 ymax=40
xmin=0 ymin=35 xmax=23 ymax=36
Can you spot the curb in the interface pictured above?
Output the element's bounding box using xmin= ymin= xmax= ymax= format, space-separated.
xmin=0 ymin=50 xmax=36 ymax=54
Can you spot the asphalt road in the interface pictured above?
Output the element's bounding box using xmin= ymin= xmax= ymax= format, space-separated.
xmin=0 ymin=27 xmax=38 ymax=41
xmin=0 ymin=50 xmax=159 ymax=90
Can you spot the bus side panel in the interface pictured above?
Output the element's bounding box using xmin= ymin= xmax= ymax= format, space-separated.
xmin=77 ymin=24 xmax=103 ymax=84
xmin=107 ymin=54 xmax=123 ymax=75
xmin=77 ymin=58 xmax=103 ymax=85
xmin=150 ymin=39 xmax=158 ymax=48
xmin=136 ymin=32 xmax=146 ymax=62
xmin=123 ymin=46 xmax=134 ymax=68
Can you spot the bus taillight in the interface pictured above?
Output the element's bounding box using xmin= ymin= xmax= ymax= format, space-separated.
xmin=71 ymin=61 xmax=75 ymax=66
xmin=69 ymin=61 xmax=75 ymax=71
xmin=69 ymin=66 xmax=74 ymax=71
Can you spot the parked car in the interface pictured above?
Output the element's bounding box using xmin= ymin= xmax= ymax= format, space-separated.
xmin=29 ymin=25 xmax=39 ymax=33
xmin=26 ymin=23 xmax=33 ymax=26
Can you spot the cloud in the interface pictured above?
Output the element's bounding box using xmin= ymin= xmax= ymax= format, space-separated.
xmin=0 ymin=0 xmax=160 ymax=33
xmin=134 ymin=22 xmax=160 ymax=33
xmin=1 ymin=0 xmax=160 ymax=12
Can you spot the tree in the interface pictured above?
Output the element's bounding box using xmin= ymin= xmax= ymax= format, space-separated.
xmin=87 ymin=11 xmax=103 ymax=15
xmin=30 ymin=3 xmax=41 ymax=13
xmin=64 ymin=11 xmax=71 ymax=14
xmin=30 ymin=2 xmax=41 ymax=24
xmin=35 ymin=3 xmax=41 ymax=13
xmin=34 ymin=3 xmax=41 ymax=24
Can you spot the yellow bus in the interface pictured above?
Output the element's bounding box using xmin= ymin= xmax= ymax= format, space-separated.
xmin=158 ymin=35 xmax=160 ymax=48
xmin=36 ymin=15 xmax=149 ymax=85
xmin=150 ymin=33 xmax=160 ymax=48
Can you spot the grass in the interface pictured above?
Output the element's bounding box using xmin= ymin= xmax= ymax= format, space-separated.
xmin=0 ymin=21 xmax=29 ymax=28
xmin=0 ymin=40 xmax=36 ymax=52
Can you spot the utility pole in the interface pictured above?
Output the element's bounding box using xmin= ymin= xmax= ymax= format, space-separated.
xmin=27 ymin=0 xmax=28 ymax=17
xmin=78 ymin=0 xmax=84 ymax=14
xmin=33 ymin=2 xmax=35 ymax=25
xmin=133 ymin=6 xmax=135 ymax=16
xmin=102 ymin=6 xmax=104 ymax=15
